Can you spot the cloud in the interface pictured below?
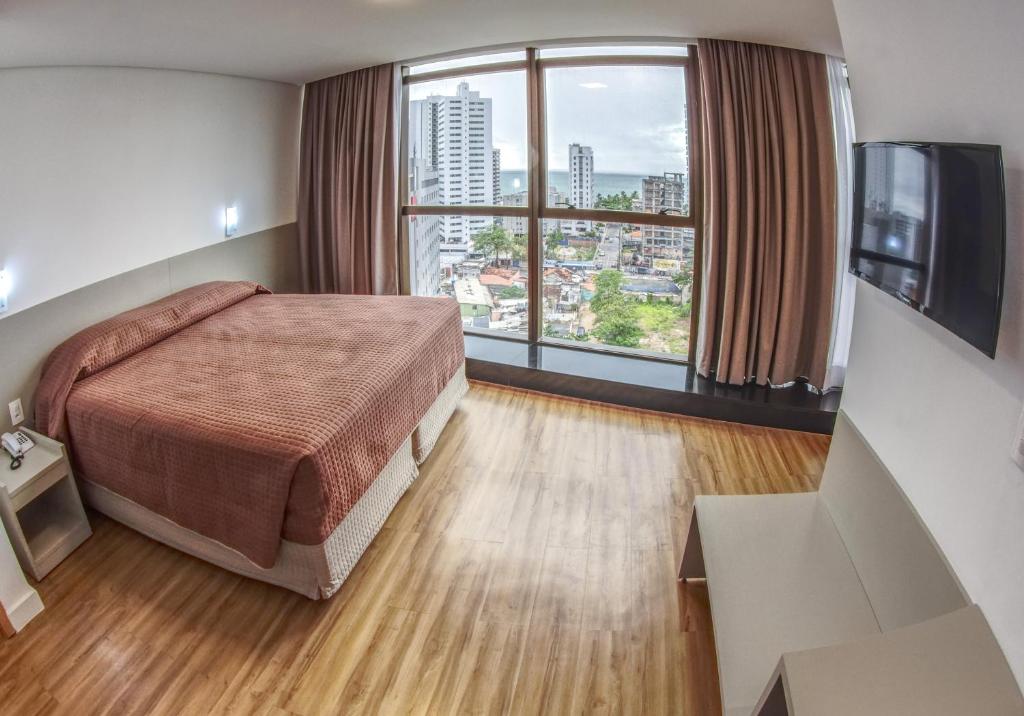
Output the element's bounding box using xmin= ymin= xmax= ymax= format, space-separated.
xmin=408 ymin=65 xmax=689 ymax=175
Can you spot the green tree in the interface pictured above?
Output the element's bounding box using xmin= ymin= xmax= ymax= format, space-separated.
xmin=499 ymin=285 xmax=526 ymax=300
xmin=590 ymin=269 xmax=624 ymax=313
xmin=671 ymin=271 xmax=693 ymax=290
xmin=592 ymin=301 xmax=643 ymax=347
xmin=511 ymin=232 xmax=527 ymax=264
xmin=544 ymin=322 xmax=588 ymax=341
xmin=595 ymin=191 xmax=639 ymax=211
xmin=472 ymin=225 xmax=515 ymax=267
xmin=472 ymin=225 xmax=501 ymax=266
xmin=545 ymin=229 xmax=565 ymax=259
xmin=587 ymin=269 xmax=644 ymax=347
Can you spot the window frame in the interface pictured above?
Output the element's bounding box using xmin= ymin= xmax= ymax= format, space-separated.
xmin=400 ymin=43 xmax=703 ymax=364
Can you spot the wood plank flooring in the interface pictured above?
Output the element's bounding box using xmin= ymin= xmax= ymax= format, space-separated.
xmin=0 ymin=382 xmax=830 ymax=715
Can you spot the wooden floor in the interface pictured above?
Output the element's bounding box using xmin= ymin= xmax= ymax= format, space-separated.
xmin=0 ymin=382 xmax=830 ymax=715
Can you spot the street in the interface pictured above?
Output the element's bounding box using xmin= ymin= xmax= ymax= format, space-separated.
xmin=595 ymin=229 xmax=620 ymax=270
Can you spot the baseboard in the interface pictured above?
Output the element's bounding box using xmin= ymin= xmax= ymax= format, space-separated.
xmin=6 ymin=586 xmax=43 ymax=633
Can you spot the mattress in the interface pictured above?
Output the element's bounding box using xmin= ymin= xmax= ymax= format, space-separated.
xmin=34 ymin=281 xmax=465 ymax=569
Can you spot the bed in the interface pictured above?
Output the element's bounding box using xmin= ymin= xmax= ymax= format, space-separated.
xmin=34 ymin=281 xmax=467 ymax=598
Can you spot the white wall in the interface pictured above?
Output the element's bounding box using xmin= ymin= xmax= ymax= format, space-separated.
xmin=0 ymin=66 xmax=301 ymax=317
xmin=832 ymin=0 xmax=1024 ymax=686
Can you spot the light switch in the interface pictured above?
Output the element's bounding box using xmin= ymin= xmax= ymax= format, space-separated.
xmin=9 ymin=398 xmax=24 ymax=425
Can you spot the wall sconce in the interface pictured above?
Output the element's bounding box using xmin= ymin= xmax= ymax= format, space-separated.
xmin=0 ymin=270 xmax=10 ymax=313
xmin=224 ymin=206 xmax=239 ymax=237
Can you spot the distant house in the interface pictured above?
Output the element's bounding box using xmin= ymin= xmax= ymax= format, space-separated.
xmin=478 ymin=273 xmax=515 ymax=289
xmin=620 ymin=278 xmax=682 ymax=303
xmin=479 ymin=268 xmax=527 ymax=301
xmin=543 ymin=267 xmax=576 ymax=284
xmin=456 ymin=259 xmax=486 ymax=279
xmin=454 ymin=277 xmax=493 ymax=319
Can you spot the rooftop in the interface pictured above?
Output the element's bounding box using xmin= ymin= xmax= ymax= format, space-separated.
xmin=454 ymin=278 xmax=493 ymax=307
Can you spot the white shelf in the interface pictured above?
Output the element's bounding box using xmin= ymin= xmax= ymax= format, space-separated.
xmin=0 ymin=434 xmax=63 ymax=501
xmin=754 ymin=605 xmax=1024 ymax=715
xmin=0 ymin=428 xmax=91 ymax=581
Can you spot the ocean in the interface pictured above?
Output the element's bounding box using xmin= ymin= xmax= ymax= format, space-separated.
xmin=500 ymin=170 xmax=646 ymax=198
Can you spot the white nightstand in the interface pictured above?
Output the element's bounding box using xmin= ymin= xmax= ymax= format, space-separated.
xmin=0 ymin=428 xmax=91 ymax=581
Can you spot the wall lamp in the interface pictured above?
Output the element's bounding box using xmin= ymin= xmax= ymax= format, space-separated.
xmin=224 ymin=206 xmax=239 ymax=237
xmin=0 ymin=269 xmax=11 ymax=313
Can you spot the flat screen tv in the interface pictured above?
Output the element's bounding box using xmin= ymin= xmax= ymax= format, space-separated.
xmin=851 ymin=141 xmax=1005 ymax=357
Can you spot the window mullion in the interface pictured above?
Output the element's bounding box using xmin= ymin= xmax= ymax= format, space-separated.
xmin=401 ymin=205 xmax=529 ymax=217
xmin=527 ymin=47 xmax=543 ymax=344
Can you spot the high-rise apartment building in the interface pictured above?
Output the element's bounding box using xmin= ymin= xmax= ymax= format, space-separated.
xmin=568 ymin=143 xmax=594 ymax=233
xmin=641 ymin=171 xmax=690 ymax=269
xmin=568 ymin=143 xmax=594 ymax=210
xmin=407 ymin=157 xmax=441 ymax=296
xmin=407 ymin=99 xmax=441 ymax=296
xmin=409 ymin=81 xmax=495 ymax=288
xmin=492 ymin=148 xmax=501 ymax=205
xmin=499 ymin=187 xmax=566 ymax=236
xmin=436 ymin=82 xmax=494 ymax=243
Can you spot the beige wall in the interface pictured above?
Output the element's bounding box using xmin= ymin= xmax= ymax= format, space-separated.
xmin=832 ymin=0 xmax=1024 ymax=686
xmin=0 ymin=66 xmax=301 ymax=318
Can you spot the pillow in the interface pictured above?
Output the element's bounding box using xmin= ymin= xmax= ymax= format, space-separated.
xmin=35 ymin=281 xmax=269 ymax=442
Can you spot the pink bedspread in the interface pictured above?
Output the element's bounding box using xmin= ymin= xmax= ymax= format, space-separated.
xmin=35 ymin=282 xmax=464 ymax=567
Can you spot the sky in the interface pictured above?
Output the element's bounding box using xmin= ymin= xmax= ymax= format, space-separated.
xmin=408 ymin=65 xmax=688 ymax=176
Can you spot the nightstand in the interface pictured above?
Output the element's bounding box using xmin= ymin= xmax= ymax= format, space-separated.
xmin=0 ymin=428 xmax=91 ymax=580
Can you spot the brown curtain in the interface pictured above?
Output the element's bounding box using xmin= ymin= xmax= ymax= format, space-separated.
xmin=298 ymin=64 xmax=399 ymax=295
xmin=696 ymin=39 xmax=836 ymax=388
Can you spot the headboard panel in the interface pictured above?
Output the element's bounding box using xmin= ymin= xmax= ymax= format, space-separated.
xmin=0 ymin=224 xmax=299 ymax=431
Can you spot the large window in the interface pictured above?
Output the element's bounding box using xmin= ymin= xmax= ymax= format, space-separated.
xmin=401 ymin=44 xmax=701 ymax=361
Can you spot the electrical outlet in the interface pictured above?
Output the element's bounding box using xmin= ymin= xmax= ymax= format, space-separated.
xmin=8 ymin=398 xmax=24 ymax=425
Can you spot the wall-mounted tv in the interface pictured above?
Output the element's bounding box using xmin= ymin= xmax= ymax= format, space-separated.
xmin=851 ymin=141 xmax=1005 ymax=358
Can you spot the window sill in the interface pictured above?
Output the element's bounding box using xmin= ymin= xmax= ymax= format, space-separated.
xmin=464 ymin=334 xmax=840 ymax=434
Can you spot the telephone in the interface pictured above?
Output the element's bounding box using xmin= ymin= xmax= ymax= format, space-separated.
xmin=2 ymin=430 xmax=34 ymax=470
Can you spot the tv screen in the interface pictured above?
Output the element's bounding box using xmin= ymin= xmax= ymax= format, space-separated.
xmin=851 ymin=142 xmax=1005 ymax=357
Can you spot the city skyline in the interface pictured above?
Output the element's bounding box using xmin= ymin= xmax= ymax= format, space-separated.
xmin=406 ymin=75 xmax=694 ymax=358
xmin=408 ymin=66 xmax=688 ymax=175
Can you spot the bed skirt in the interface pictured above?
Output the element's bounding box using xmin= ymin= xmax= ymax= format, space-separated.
xmin=79 ymin=363 xmax=467 ymax=599
xmin=412 ymin=363 xmax=469 ymax=464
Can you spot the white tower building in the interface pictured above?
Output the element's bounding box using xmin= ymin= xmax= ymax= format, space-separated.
xmin=409 ymin=81 xmax=496 ymax=289
xmin=435 ymin=82 xmax=494 ymax=246
xmin=568 ymin=143 xmax=594 ymax=233
xmin=492 ymin=148 xmax=501 ymax=205
xmin=408 ymin=98 xmax=442 ymax=296
xmin=569 ymin=143 xmax=594 ymax=210
xmin=407 ymin=155 xmax=441 ymax=296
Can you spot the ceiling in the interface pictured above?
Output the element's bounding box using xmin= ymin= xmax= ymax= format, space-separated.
xmin=0 ymin=0 xmax=844 ymax=85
